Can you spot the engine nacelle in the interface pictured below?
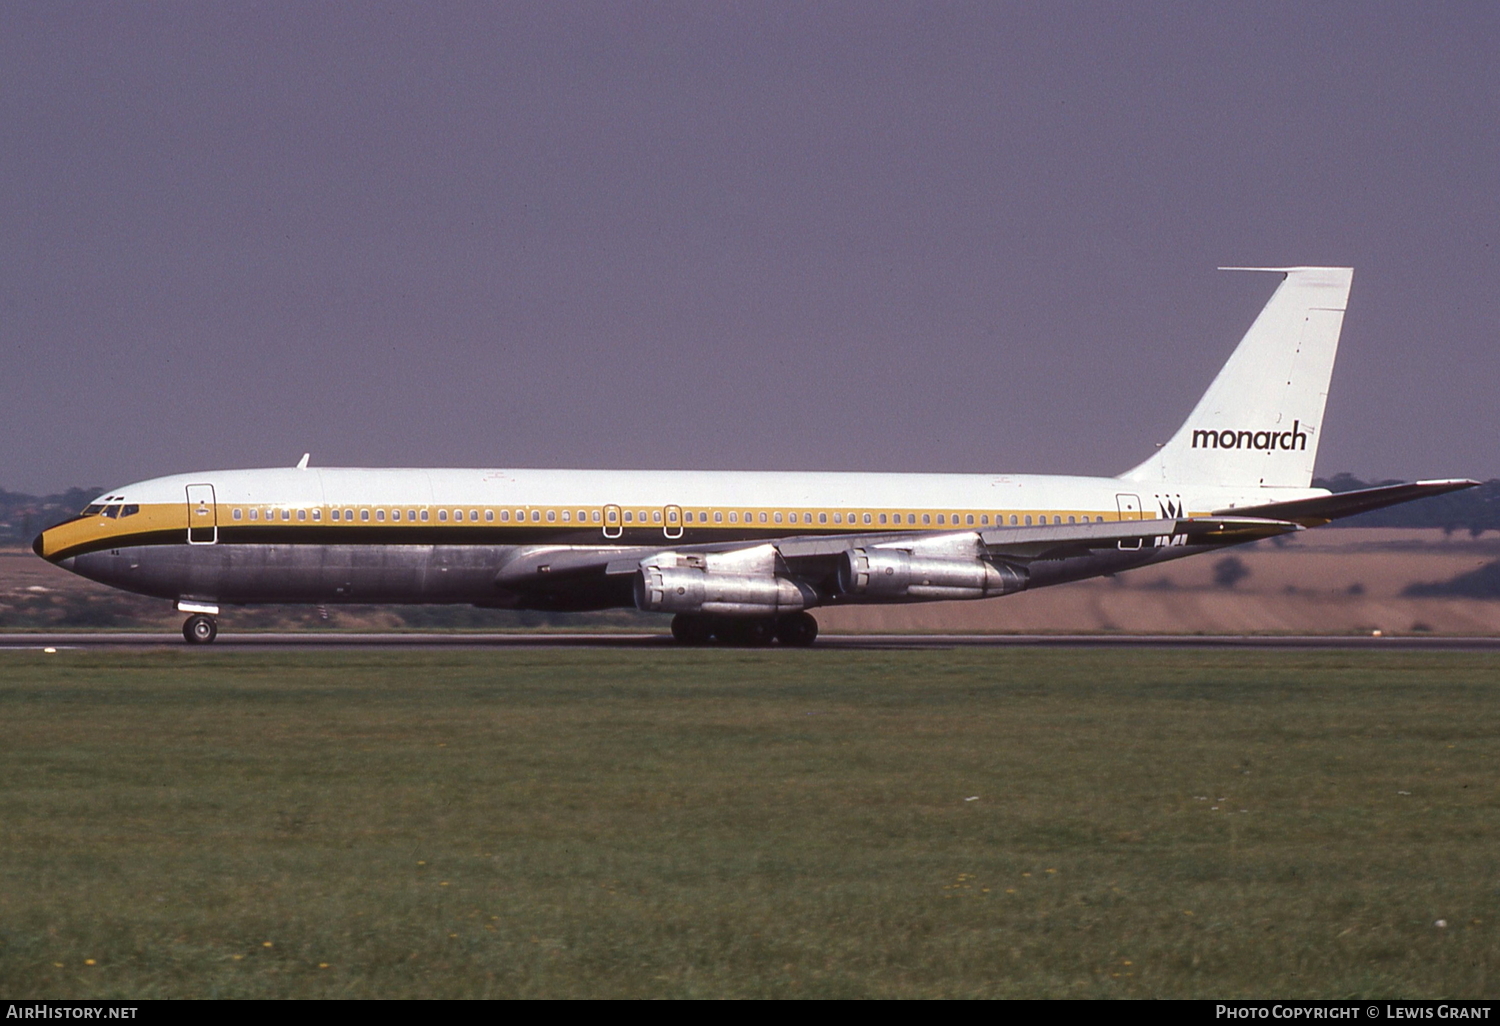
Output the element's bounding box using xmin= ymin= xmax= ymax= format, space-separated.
xmin=837 ymin=548 xmax=1027 ymax=602
xmin=634 ymin=564 xmax=812 ymax=617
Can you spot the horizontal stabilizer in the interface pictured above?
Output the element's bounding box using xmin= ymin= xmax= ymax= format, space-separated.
xmin=1212 ymin=479 xmax=1480 ymax=526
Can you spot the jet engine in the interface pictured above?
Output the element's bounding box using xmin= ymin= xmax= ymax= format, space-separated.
xmin=838 ymin=547 xmax=1027 ymax=602
xmin=634 ymin=564 xmax=812 ymax=616
xmin=633 ymin=545 xmax=814 ymax=617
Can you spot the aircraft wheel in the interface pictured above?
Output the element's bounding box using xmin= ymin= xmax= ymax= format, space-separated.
xmin=775 ymin=611 xmax=819 ymax=646
xmin=670 ymin=614 xmax=711 ymax=646
xmin=716 ymin=618 xmax=774 ymax=647
xmin=183 ymin=614 xmax=218 ymax=645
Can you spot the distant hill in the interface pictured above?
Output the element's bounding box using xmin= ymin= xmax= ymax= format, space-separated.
xmin=4 ymin=475 xmax=1496 ymax=547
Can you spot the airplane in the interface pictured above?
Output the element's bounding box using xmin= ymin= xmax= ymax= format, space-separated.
xmin=33 ymin=266 xmax=1477 ymax=645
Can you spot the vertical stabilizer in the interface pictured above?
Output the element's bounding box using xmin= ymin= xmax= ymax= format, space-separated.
xmin=1120 ymin=266 xmax=1353 ymax=489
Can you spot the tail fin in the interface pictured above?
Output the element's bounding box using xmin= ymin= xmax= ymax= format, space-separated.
xmin=1121 ymin=266 xmax=1353 ymax=489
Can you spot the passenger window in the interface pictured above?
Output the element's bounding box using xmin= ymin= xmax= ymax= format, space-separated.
xmin=819 ymin=512 xmax=828 ymax=524
xmin=578 ymin=510 xmax=587 ymax=521
xmin=547 ymin=510 xmax=556 ymax=522
xmin=1068 ymin=515 xmax=1076 ymax=524
xmin=312 ymin=509 xmax=321 ymax=521
xmin=878 ymin=513 xmax=886 ymax=525
xmin=500 ymin=510 xmax=509 ymax=522
xmin=832 ymin=513 xmax=841 ymax=524
xmin=375 ymin=509 xmax=384 ymax=521
xmin=420 ymin=510 xmax=429 ymax=521
xmin=730 ymin=512 xmax=738 ymax=523
xmin=936 ymin=514 xmax=944 ymax=525
xmin=1025 ymin=515 xmax=1032 ymax=525
xmin=625 ymin=511 xmax=633 ymax=523
xmin=439 ymin=510 xmax=448 ymax=522
xmin=592 ymin=511 xmax=601 ymax=522
xmin=774 ymin=512 xmax=783 ymax=523
xmin=233 ymin=509 xmax=243 ymax=520
xmin=967 ymin=514 xmax=974 ymax=525
xmin=299 ymin=509 xmax=308 ymax=521
xmin=561 ymin=510 xmax=570 ymax=522
xmin=531 ymin=510 xmax=540 ymax=522
xmin=283 ymin=509 xmax=291 ymax=521
xmin=654 ymin=511 xmax=662 ymax=523
xmin=981 ymin=515 xmax=989 ymax=525
xmin=344 ymin=509 xmax=353 ymax=521
xmin=391 ymin=510 xmax=400 ymax=521
xmin=252 ymin=508 xmax=261 ymax=520
xmin=361 ymin=509 xmax=370 ymax=521
xmin=922 ymin=514 xmax=931 ymax=525
xmin=1010 ymin=515 xmax=1018 ymax=525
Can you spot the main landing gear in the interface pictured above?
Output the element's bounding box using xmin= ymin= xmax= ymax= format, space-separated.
xmin=670 ymin=611 xmax=819 ymax=647
xmin=182 ymin=614 xmax=218 ymax=644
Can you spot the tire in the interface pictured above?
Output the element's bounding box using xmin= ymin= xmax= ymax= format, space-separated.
xmin=715 ymin=618 xmax=774 ymax=647
xmin=774 ymin=611 xmax=819 ymax=647
xmin=670 ymin=614 xmax=711 ymax=646
xmin=183 ymin=615 xmax=218 ymax=644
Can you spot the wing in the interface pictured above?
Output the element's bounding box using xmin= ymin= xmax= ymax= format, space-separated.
xmin=489 ymin=515 xmax=1300 ymax=608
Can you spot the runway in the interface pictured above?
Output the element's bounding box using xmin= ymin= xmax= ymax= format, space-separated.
xmin=5 ymin=631 xmax=1500 ymax=651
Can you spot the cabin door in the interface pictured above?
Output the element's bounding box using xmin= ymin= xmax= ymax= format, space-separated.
xmin=1115 ymin=492 xmax=1144 ymax=550
xmin=603 ymin=504 xmax=623 ymax=540
xmin=186 ymin=484 xmax=218 ymax=544
xmin=664 ymin=504 xmax=683 ymax=540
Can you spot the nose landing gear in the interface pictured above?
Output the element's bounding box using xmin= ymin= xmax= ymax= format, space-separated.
xmin=182 ymin=614 xmax=218 ymax=644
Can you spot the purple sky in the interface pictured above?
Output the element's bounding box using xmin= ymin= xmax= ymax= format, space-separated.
xmin=4 ymin=2 xmax=1497 ymax=495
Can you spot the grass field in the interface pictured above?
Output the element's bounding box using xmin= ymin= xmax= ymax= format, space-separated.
xmin=2 ymin=648 xmax=1497 ymax=998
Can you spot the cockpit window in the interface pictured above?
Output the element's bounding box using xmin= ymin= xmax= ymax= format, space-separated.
xmin=101 ymin=505 xmax=120 ymax=519
xmin=120 ymin=504 xmax=139 ymax=517
xmin=83 ymin=504 xmax=104 ymax=515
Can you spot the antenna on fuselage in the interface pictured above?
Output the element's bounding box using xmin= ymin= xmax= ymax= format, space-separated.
xmin=296 ymin=453 xmax=310 ymax=470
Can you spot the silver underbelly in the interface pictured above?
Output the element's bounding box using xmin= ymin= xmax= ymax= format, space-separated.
xmin=67 ymin=544 xmax=522 ymax=605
